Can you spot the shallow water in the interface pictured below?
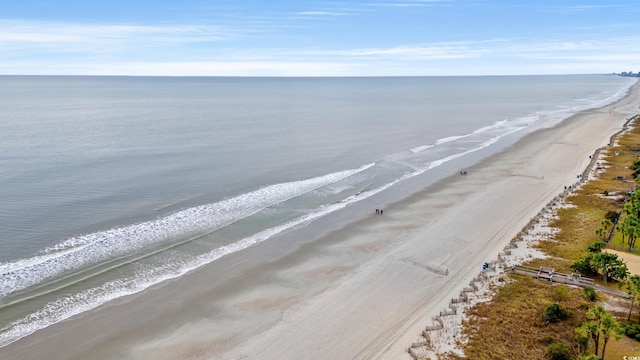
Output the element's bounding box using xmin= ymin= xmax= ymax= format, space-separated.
xmin=0 ymin=74 xmax=635 ymax=347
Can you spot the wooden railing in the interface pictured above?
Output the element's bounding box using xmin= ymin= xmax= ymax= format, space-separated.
xmin=508 ymin=265 xmax=594 ymax=287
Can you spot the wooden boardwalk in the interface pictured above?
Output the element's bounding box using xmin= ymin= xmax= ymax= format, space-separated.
xmin=508 ymin=265 xmax=631 ymax=298
xmin=507 ymin=265 xmax=595 ymax=287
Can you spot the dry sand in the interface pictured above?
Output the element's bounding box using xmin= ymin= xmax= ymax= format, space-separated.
xmin=3 ymin=81 xmax=639 ymax=360
xmin=607 ymin=249 xmax=640 ymax=276
xmin=210 ymin=82 xmax=640 ymax=360
xmin=208 ymin=84 xmax=640 ymax=359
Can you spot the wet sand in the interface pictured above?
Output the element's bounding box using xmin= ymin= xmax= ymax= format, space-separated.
xmin=2 ymin=81 xmax=639 ymax=360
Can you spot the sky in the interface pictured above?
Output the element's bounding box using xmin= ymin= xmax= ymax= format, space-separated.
xmin=1 ymin=0 xmax=640 ymax=76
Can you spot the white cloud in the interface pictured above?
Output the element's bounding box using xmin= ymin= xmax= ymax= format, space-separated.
xmin=0 ymin=60 xmax=367 ymax=76
xmin=293 ymin=11 xmax=347 ymax=16
xmin=550 ymin=4 xmax=634 ymax=14
xmin=326 ymin=45 xmax=488 ymax=59
xmin=0 ymin=14 xmax=637 ymax=76
xmin=1 ymin=53 xmax=627 ymax=76
xmin=516 ymin=53 xmax=640 ymax=62
xmin=0 ymin=20 xmax=243 ymax=53
xmin=505 ymin=36 xmax=640 ymax=58
xmin=367 ymin=0 xmax=451 ymax=7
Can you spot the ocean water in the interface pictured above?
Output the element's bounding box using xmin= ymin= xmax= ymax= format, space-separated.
xmin=0 ymin=75 xmax=635 ymax=346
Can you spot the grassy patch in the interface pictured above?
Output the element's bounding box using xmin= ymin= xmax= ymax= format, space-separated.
xmin=448 ymin=117 xmax=640 ymax=360
xmin=445 ymin=278 xmax=587 ymax=360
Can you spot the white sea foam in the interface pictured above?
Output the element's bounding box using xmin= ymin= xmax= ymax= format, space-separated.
xmin=435 ymin=134 xmax=469 ymax=145
xmin=0 ymin=118 xmax=537 ymax=347
xmin=410 ymin=119 xmax=509 ymax=155
xmin=2 ymin=76 xmax=636 ymax=348
xmin=411 ymin=119 xmax=509 ymax=155
xmin=0 ymin=170 xmax=392 ymax=348
xmin=0 ymin=163 xmax=374 ymax=298
xmin=582 ymin=78 xmax=637 ymax=110
xmin=473 ymin=119 xmax=508 ymax=134
xmin=410 ymin=144 xmax=434 ymax=153
xmin=0 ymin=121 xmax=529 ymax=345
xmin=426 ymin=125 xmax=529 ymax=170
xmin=0 ymin=74 xmax=630 ymax=344
xmin=1 ymin=150 xmax=454 ymax=347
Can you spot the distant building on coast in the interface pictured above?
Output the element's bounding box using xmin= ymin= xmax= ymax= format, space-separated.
xmin=618 ymin=71 xmax=640 ymax=77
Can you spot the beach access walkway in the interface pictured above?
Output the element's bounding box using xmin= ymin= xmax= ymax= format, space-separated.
xmin=507 ymin=265 xmax=594 ymax=286
xmin=507 ymin=265 xmax=629 ymax=298
xmin=408 ymin=264 xmax=629 ymax=359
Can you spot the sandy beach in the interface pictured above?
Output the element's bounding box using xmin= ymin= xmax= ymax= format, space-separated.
xmin=2 ymin=81 xmax=640 ymax=360
xmin=607 ymin=248 xmax=640 ymax=276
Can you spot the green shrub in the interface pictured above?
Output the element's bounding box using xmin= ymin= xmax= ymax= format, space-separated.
xmin=583 ymin=287 xmax=596 ymax=302
xmin=546 ymin=341 xmax=573 ymax=360
xmin=543 ymin=303 xmax=569 ymax=323
xmin=587 ymin=240 xmax=606 ymax=253
xmin=578 ymin=303 xmax=591 ymax=311
xmin=605 ymin=210 xmax=619 ymax=223
xmin=571 ymin=254 xmax=596 ymax=275
xmin=579 ymin=355 xmax=601 ymax=360
xmin=632 ymin=159 xmax=640 ymax=178
xmin=554 ymin=286 xmax=569 ymax=301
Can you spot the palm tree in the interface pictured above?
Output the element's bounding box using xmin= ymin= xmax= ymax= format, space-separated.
xmin=587 ymin=306 xmax=606 ymax=355
xmin=628 ymin=222 xmax=640 ymax=251
xmin=588 ymin=240 xmax=606 ymax=253
xmin=575 ymin=323 xmax=591 ymax=356
xmin=599 ymin=312 xmax=621 ymax=360
xmin=617 ymin=220 xmax=627 ymax=245
xmin=601 ymin=218 xmax=613 ymax=241
xmin=623 ymin=198 xmax=640 ymax=247
xmin=591 ymin=253 xmax=628 ymax=285
xmin=622 ymin=274 xmax=640 ymax=321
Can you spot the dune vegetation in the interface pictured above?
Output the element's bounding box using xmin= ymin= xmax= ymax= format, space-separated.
xmin=444 ymin=117 xmax=640 ymax=360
